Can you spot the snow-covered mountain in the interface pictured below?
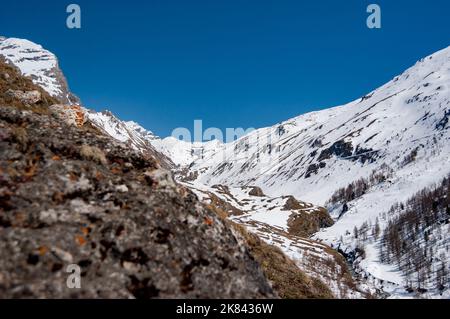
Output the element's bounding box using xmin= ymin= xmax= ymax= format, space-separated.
xmin=85 ymin=108 xmax=223 ymax=168
xmin=0 ymin=36 xmax=79 ymax=104
xmin=2 ymin=35 xmax=448 ymax=298
xmin=185 ymin=47 xmax=449 ymax=202
xmin=86 ymin=110 xmax=173 ymax=167
xmin=81 ymin=45 xmax=450 ymax=297
xmin=168 ymin=46 xmax=450 ymax=297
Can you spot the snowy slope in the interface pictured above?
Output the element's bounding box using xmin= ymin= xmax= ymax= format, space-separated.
xmin=183 ymin=181 xmax=370 ymax=298
xmin=85 ymin=45 xmax=449 ymax=297
xmin=0 ymin=36 xmax=79 ymax=104
xmin=185 ymin=46 xmax=450 ymax=203
xmin=87 ymin=110 xmax=157 ymax=145
xmin=163 ymin=46 xmax=450 ymax=297
xmin=86 ymin=110 xmax=173 ymax=168
xmin=151 ymin=137 xmax=224 ymax=167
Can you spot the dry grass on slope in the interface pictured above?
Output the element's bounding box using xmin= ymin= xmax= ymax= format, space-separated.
xmin=242 ymin=227 xmax=334 ymax=299
xmin=207 ymin=203 xmax=334 ymax=299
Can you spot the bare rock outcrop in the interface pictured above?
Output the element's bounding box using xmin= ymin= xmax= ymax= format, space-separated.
xmin=5 ymin=89 xmax=41 ymax=105
xmin=49 ymin=104 xmax=86 ymax=127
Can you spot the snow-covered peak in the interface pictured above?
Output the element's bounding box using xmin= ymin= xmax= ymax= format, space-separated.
xmin=183 ymin=46 xmax=449 ymax=193
xmin=85 ymin=109 xmax=173 ymax=167
xmin=87 ymin=110 xmax=157 ymax=146
xmin=272 ymin=46 xmax=450 ymax=141
xmin=87 ymin=110 xmax=131 ymax=143
xmin=0 ymin=36 xmax=79 ymax=104
xmin=151 ymin=137 xmax=224 ymax=167
xmin=124 ymin=120 xmax=158 ymax=141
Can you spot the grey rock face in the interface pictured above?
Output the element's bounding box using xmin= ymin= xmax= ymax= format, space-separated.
xmin=47 ymin=64 xmax=81 ymax=105
xmin=0 ymin=106 xmax=275 ymax=299
xmin=5 ymin=89 xmax=41 ymax=105
xmin=49 ymin=104 xmax=87 ymax=127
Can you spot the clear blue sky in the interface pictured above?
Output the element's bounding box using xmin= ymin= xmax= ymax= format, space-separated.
xmin=1 ymin=0 xmax=449 ymax=137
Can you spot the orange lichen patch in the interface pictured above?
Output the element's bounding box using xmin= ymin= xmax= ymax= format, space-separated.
xmin=61 ymin=105 xmax=86 ymax=127
xmin=51 ymin=155 xmax=61 ymax=161
xmin=71 ymin=105 xmax=85 ymax=127
xmin=24 ymin=164 xmax=37 ymax=178
xmin=75 ymin=235 xmax=87 ymax=246
xmin=52 ymin=191 xmax=64 ymax=203
xmin=38 ymin=246 xmax=48 ymax=256
xmin=95 ymin=171 xmax=103 ymax=181
xmin=111 ymin=167 xmax=122 ymax=174
xmin=50 ymin=104 xmax=87 ymax=128
xmin=69 ymin=172 xmax=78 ymax=182
xmin=204 ymin=217 xmax=214 ymax=226
xmin=81 ymin=227 xmax=90 ymax=236
xmin=14 ymin=211 xmax=26 ymax=223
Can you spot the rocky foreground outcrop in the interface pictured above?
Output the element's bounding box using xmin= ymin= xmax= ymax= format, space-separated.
xmin=0 ymin=60 xmax=275 ymax=298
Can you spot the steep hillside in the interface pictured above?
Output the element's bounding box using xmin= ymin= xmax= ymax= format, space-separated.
xmin=185 ymin=181 xmax=370 ymax=298
xmin=378 ymin=175 xmax=449 ymax=296
xmin=185 ymin=47 xmax=449 ymax=203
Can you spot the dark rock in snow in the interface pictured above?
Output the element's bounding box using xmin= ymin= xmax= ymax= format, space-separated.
xmin=248 ymin=186 xmax=265 ymax=197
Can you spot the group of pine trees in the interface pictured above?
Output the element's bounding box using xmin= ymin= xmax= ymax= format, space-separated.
xmin=379 ymin=173 xmax=450 ymax=292
xmin=327 ymin=164 xmax=393 ymax=207
xmin=326 ymin=148 xmax=448 ymax=293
